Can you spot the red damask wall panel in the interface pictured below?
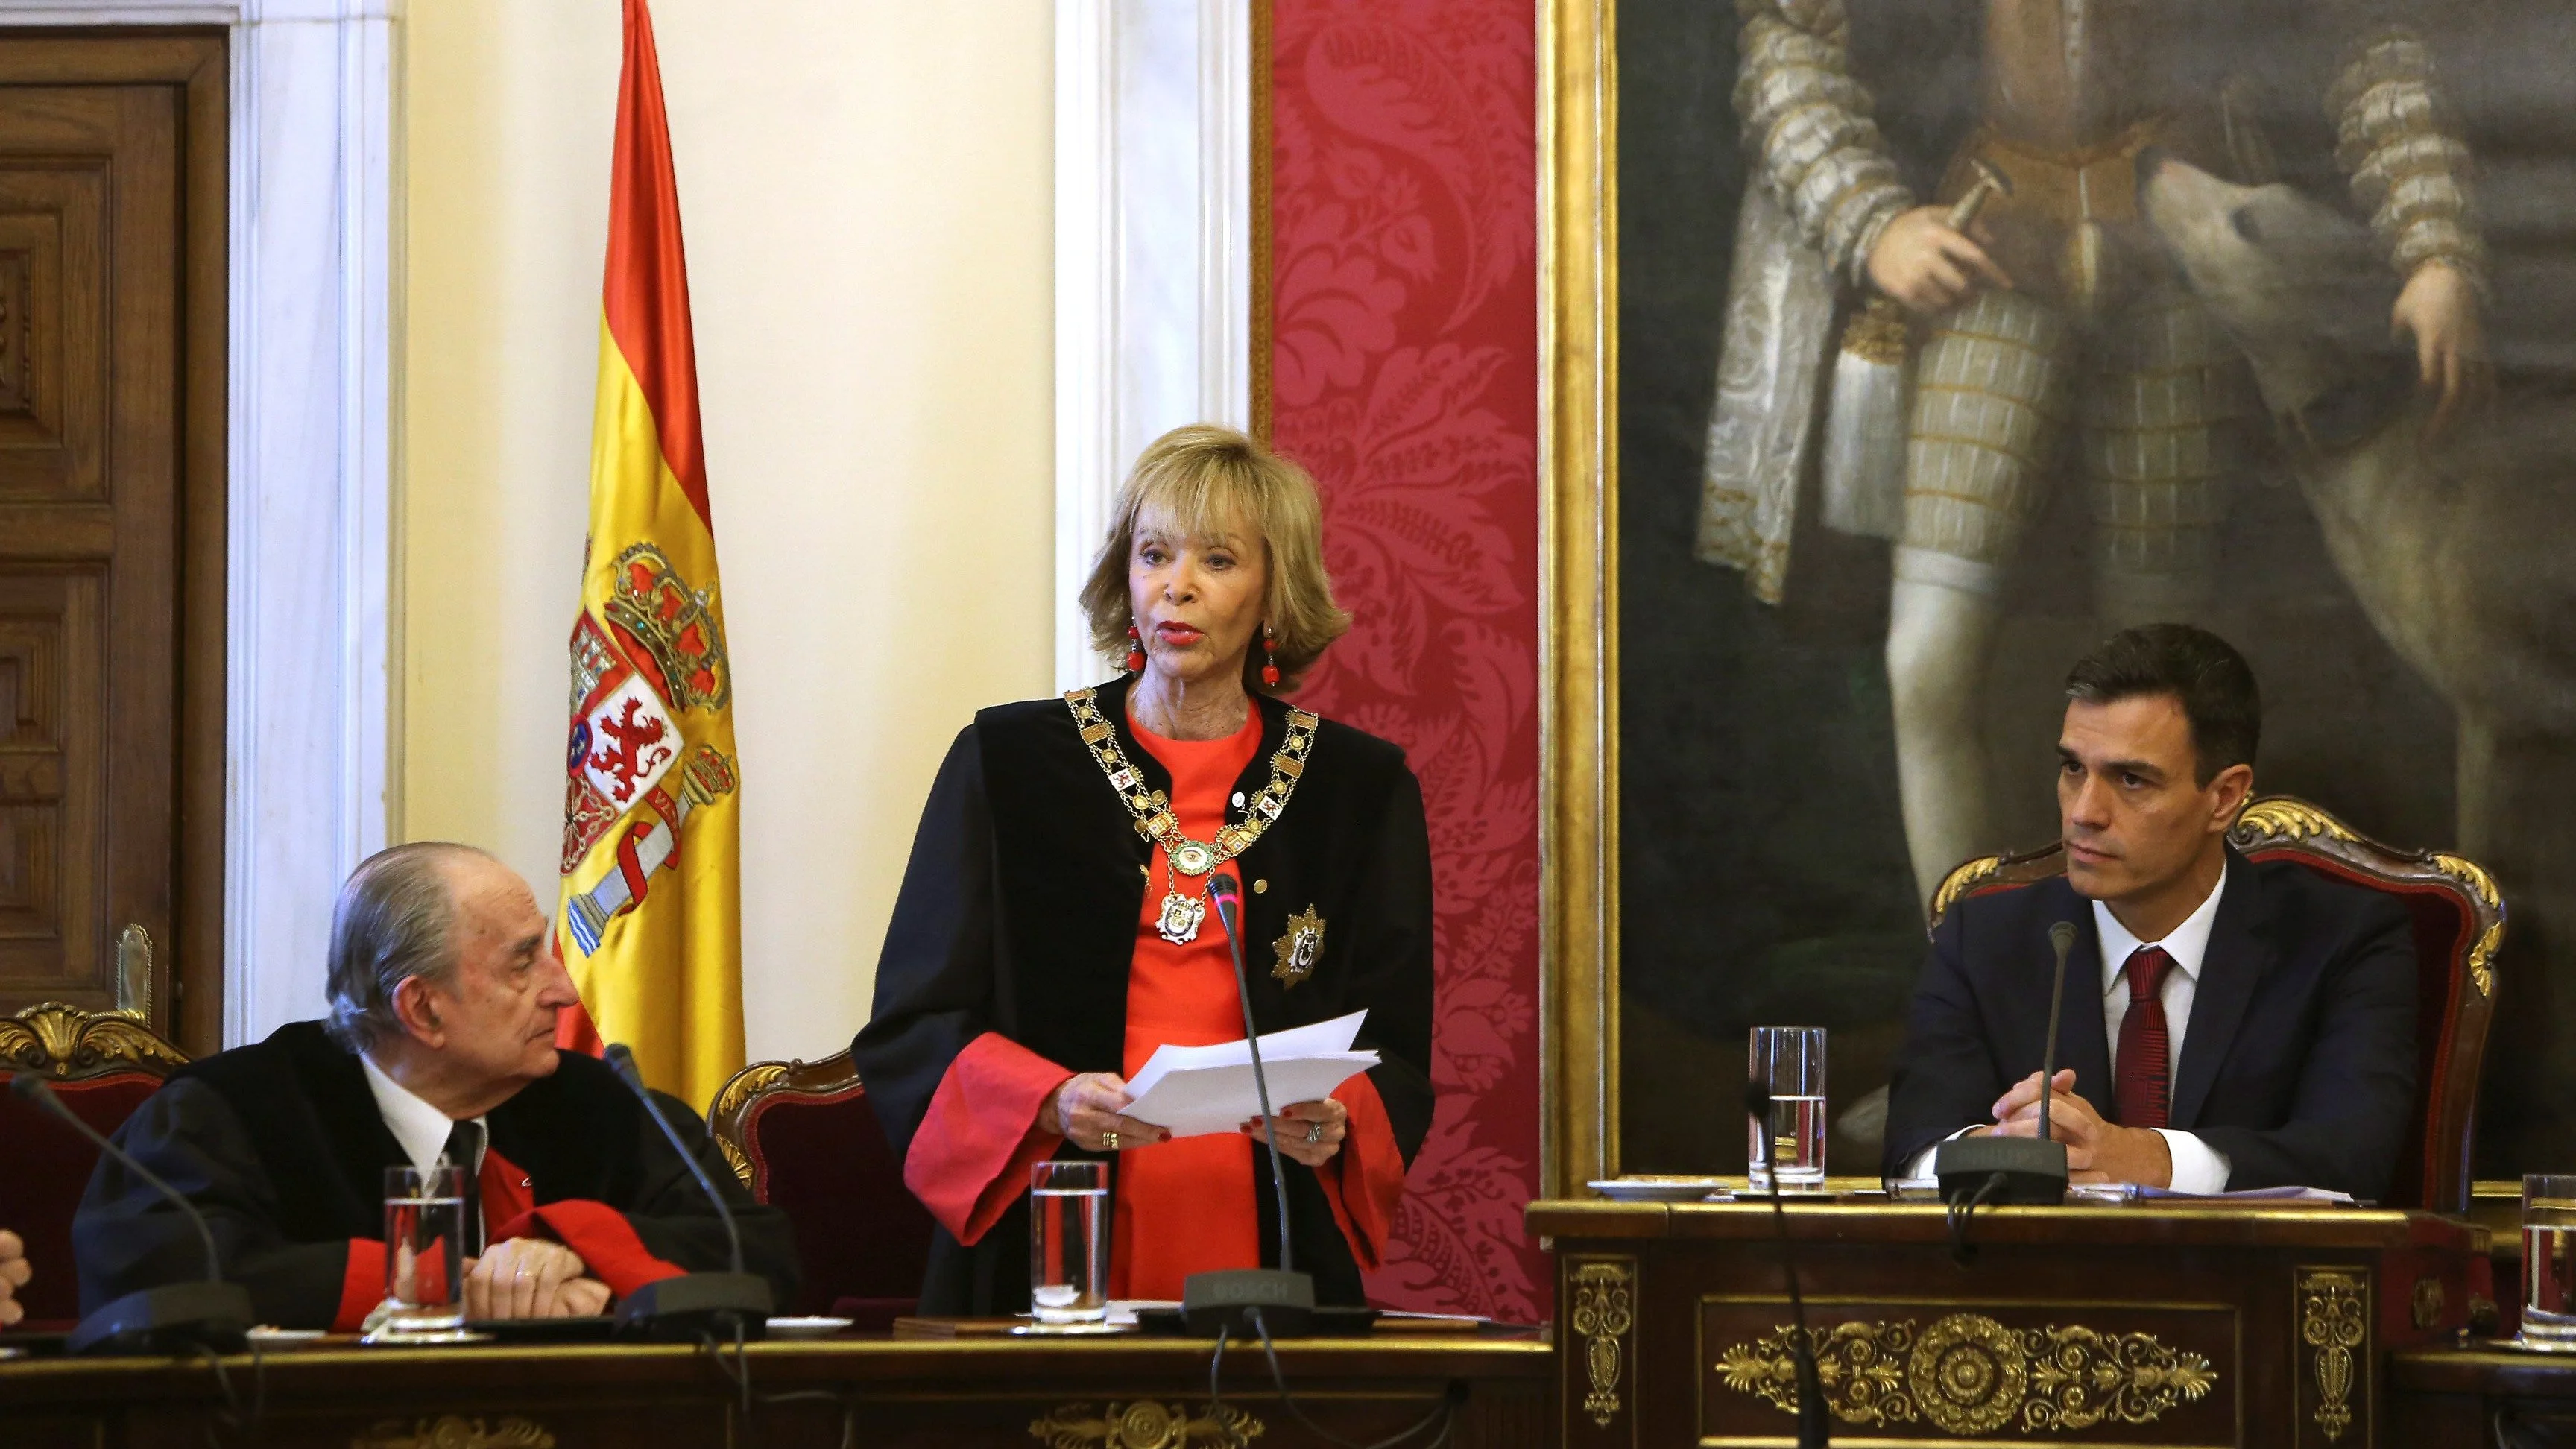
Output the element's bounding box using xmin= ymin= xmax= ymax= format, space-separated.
xmin=1266 ymin=0 xmax=1544 ymax=1319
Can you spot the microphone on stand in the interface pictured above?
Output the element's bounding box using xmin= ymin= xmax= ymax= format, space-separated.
xmin=1747 ymin=1080 xmax=1830 ymax=1448
xmin=601 ymin=1044 xmax=772 ymax=1340
xmin=11 ymin=1074 xmax=253 ymax=1355
xmin=1933 ymin=921 xmax=2078 ymax=1208
xmin=1180 ymin=871 xmax=1316 ymax=1338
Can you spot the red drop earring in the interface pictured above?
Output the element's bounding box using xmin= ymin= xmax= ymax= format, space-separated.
xmin=1260 ymin=625 xmax=1281 ymax=686
xmin=1125 ymin=623 xmax=1145 ymax=673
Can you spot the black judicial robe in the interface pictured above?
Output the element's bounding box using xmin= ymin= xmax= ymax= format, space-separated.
xmin=74 ymin=1020 xmax=798 ymax=1327
xmin=853 ymin=675 xmax=1436 ymax=1314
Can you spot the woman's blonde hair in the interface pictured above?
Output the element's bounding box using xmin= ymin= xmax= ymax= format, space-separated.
xmin=1079 ymin=423 xmax=1350 ymax=694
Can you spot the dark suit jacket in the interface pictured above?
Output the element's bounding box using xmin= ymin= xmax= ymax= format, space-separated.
xmin=1879 ymin=851 xmax=2420 ymax=1200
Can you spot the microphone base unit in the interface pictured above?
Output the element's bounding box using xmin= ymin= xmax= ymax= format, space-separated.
xmin=69 ymin=1281 xmax=255 ymax=1357
xmin=1180 ymin=1268 xmax=1316 ymax=1339
xmin=612 ymin=1272 xmax=774 ymax=1342
xmin=1933 ymin=1136 xmax=2069 ymax=1205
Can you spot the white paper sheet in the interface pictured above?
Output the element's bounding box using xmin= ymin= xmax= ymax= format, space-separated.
xmin=1120 ymin=1011 xmax=1379 ymax=1137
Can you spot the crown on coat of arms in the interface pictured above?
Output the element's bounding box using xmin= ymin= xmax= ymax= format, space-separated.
xmin=603 ymin=542 xmax=731 ymax=713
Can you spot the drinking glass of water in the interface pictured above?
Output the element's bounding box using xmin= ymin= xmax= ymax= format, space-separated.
xmin=374 ymin=1164 xmax=469 ymax=1340
xmin=1029 ymin=1160 xmax=1108 ymax=1325
xmin=2522 ymin=1174 xmax=2576 ymax=1351
xmin=1748 ymin=1026 xmax=1827 ymax=1191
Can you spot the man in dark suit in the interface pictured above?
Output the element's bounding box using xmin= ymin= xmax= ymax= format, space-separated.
xmin=1881 ymin=625 xmax=2419 ymax=1199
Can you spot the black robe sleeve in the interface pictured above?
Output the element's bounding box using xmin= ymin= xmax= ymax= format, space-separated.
xmin=850 ymin=726 xmax=1002 ymax=1161
xmin=1345 ymin=765 xmax=1437 ymax=1163
xmin=74 ymin=1079 xmax=354 ymax=1328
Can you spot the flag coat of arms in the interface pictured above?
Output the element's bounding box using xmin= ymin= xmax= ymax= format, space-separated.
xmin=555 ymin=0 xmax=743 ymax=1106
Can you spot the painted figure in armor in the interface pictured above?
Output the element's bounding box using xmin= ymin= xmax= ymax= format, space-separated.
xmin=1699 ymin=0 xmax=2489 ymax=903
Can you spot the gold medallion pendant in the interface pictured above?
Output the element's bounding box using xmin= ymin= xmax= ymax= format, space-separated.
xmin=1169 ymin=839 xmax=1218 ymax=877
xmin=1272 ymin=906 xmax=1326 ymax=988
xmin=1155 ymin=888 xmax=1208 ymax=946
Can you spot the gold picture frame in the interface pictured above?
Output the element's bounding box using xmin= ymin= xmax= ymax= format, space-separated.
xmin=1539 ymin=0 xmax=1619 ymax=1195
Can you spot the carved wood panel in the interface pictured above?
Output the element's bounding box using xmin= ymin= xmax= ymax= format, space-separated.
xmin=0 ymin=42 xmax=226 ymax=1048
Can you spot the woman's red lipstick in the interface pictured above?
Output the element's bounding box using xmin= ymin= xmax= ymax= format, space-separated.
xmin=1155 ymin=621 xmax=1205 ymax=645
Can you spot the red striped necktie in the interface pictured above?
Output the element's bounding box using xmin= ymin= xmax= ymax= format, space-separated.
xmin=2115 ymin=946 xmax=2178 ymax=1129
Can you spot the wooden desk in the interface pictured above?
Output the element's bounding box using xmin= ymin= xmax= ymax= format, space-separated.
xmin=0 ymin=1330 xmax=1553 ymax=1448
xmin=2389 ymin=1345 xmax=2576 ymax=1448
xmin=1530 ymin=1197 xmax=2487 ymax=1448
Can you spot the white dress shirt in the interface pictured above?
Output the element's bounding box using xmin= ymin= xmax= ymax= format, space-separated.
xmin=361 ymin=1054 xmax=487 ymax=1178
xmin=1907 ymin=865 xmax=2235 ymax=1193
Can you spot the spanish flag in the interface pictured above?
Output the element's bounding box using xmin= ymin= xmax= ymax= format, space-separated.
xmin=554 ymin=0 xmax=743 ymax=1106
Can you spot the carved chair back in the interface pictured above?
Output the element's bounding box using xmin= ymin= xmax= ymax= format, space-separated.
xmin=1929 ymin=796 xmax=2504 ymax=1213
xmin=0 ymin=1003 xmax=190 ymax=1325
xmin=708 ymin=1050 xmax=935 ymax=1323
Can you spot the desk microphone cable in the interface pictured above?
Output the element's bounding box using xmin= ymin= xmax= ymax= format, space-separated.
xmin=1945 ymin=1170 xmax=2007 ymax=1268
xmin=701 ymin=1319 xmax=861 ymax=1449
xmin=1202 ymin=1316 xmax=1459 ymax=1449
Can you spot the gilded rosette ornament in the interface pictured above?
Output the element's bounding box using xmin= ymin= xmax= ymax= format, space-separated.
xmin=1026 ymin=1401 xmax=1263 ymax=1449
xmin=1714 ymin=1312 xmax=2216 ymax=1435
xmin=2299 ymin=1269 xmax=2369 ymax=1443
xmin=1569 ymin=1260 xmax=1637 ymax=1428
xmin=351 ymin=1418 xmax=556 ymax=1449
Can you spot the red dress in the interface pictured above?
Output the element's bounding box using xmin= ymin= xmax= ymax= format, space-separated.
xmin=895 ymin=704 xmax=1405 ymax=1300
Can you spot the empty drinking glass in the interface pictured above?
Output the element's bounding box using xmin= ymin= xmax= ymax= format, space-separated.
xmin=1748 ymin=1026 xmax=1827 ymax=1191
xmin=1029 ymin=1160 xmax=1108 ymax=1325
xmin=373 ymin=1164 xmax=470 ymax=1340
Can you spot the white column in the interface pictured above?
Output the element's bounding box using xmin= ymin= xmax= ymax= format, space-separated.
xmin=0 ymin=0 xmax=401 ymax=1044
xmin=227 ymin=0 xmax=400 ymax=1043
xmin=1053 ymin=0 xmax=1253 ymax=692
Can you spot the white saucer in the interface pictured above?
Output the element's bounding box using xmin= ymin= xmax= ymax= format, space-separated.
xmin=764 ymin=1316 xmax=853 ymax=1340
xmin=247 ymin=1326 xmax=329 ymax=1346
xmin=1588 ymin=1176 xmax=1731 ymax=1202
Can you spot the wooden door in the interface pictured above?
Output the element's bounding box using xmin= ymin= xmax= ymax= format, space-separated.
xmin=0 ymin=34 xmax=225 ymax=1053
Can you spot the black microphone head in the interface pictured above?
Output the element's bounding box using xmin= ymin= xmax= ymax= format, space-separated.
xmin=1209 ymin=873 xmax=1241 ymax=906
xmin=2049 ymin=921 xmax=2077 ymax=956
xmin=1743 ymin=1079 xmax=1772 ymax=1120
xmin=11 ymin=1071 xmax=53 ymax=1105
xmin=602 ymin=1043 xmax=641 ymax=1084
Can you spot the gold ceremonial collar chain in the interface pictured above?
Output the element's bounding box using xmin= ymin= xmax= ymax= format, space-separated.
xmin=1064 ymin=689 xmax=1319 ymax=878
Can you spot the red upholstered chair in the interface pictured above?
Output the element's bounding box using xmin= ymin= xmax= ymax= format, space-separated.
xmin=1929 ymin=795 xmax=2504 ymax=1214
xmin=709 ymin=1051 xmax=935 ymax=1327
xmin=0 ymin=1003 xmax=190 ymax=1329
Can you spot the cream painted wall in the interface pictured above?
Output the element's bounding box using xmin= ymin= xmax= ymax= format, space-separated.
xmin=403 ymin=1 xmax=1056 ymax=1066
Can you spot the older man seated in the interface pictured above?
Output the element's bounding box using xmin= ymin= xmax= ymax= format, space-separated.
xmin=73 ymin=843 xmax=796 ymax=1330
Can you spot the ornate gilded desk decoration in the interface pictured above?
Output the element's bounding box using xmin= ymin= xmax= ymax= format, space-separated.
xmin=2297 ymin=1268 xmax=2370 ymax=1442
xmin=1568 ymin=1259 xmax=1638 ymax=1428
xmin=351 ymin=1416 xmax=557 ymax=1449
xmin=1714 ymin=1312 xmax=2216 ymax=1435
xmin=1027 ymin=1401 xmax=1263 ymax=1448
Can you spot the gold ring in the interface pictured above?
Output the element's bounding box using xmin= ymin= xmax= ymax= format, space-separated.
xmin=1102 ymin=1131 xmax=1120 ymax=1151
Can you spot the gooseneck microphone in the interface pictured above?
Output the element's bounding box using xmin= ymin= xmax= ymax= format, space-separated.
xmin=1181 ymin=872 xmax=1317 ymax=1337
xmin=2036 ymin=921 xmax=2077 ymax=1149
xmin=602 ymin=1044 xmax=772 ymax=1339
xmin=1747 ymin=1080 xmax=1831 ymax=1448
xmin=12 ymin=1073 xmax=253 ymax=1354
xmin=1933 ymin=921 xmax=2078 ymax=1208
